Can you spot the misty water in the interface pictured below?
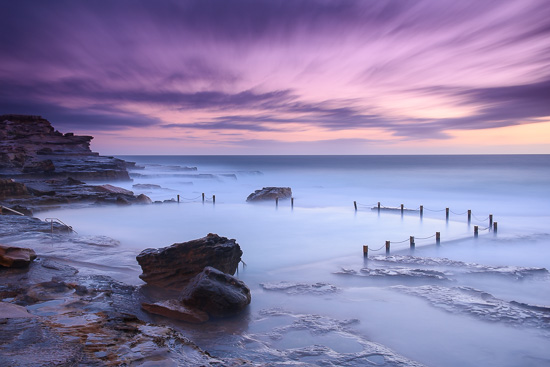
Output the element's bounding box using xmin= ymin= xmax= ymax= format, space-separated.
xmin=35 ymin=155 xmax=550 ymax=366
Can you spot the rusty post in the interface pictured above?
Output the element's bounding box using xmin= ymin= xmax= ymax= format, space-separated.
xmin=385 ymin=241 xmax=390 ymax=254
xmin=446 ymin=208 xmax=449 ymax=221
xmin=213 ymin=195 xmax=216 ymax=205
xmin=468 ymin=210 xmax=471 ymax=224
xmin=410 ymin=236 xmax=415 ymax=249
xmin=291 ymin=197 xmax=294 ymax=209
xmin=420 ymin=205 xmax=423 ymax=218
xmin=401 ymin=204 xmax=404 ymax=214
xmin=377 ymin=202 xmax=381 ymax=211
xmin=354 ymin=201 xmax=357 ymax=211
xmin=363 ymin=245 xmax=368 ymax=258
xmin=202 ymin=193 xmax=205 ymax=203
xmin=489 ymin=214 xmax=493 ymax=227
xmin=436 ymin=232 xmax=440 ymax=245
xmin=474 ymin=225 xmax=479 ymax=238
xmin=177 ymin=194 xmax=180 ymax=203
xmin=493 ymin=221 xmax=498 ymax=232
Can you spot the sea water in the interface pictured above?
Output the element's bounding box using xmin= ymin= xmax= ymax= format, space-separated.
xmin=36 ymin=155 xmax=550 ymax=366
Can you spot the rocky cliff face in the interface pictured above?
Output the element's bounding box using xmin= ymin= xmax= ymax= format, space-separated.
xmin=0 ymin=114 xmax=130 ymax=181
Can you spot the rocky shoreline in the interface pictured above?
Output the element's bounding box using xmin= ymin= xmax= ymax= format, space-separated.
xmin=0 ymin=115 xmax=253 ymax=366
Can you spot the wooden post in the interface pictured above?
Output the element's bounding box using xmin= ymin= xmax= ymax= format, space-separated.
xmin=474 ymin=225 xmax=478 ymax=238
xmin=354 ymin=201 xmax=357 ymax=211
xmin=177 ymin=194 xmax=180 ymax=203
xmin=436 ymin=232 xmax=440 ymax=245
xmin=377 ymin=202 xmax=381 ymax=211
xmin=276 ymin=197 xmax=279 ymax=207
xmin=446 ymin=208 xmax=449 ymax=221
xmin=202 ymin=193 xmax=205 ymax=203
xmin=363 ymin=245 xmax=368 ymax=258
xmin=467 ymin=210 xmax=471 ymax=224
xmin=213 ymin=195 xmax=216 ymax=205
xmin=420 ymin=205 xmax=423 ymax=218
xmin=291 ymin=197 xmax=294 ymax=209
xmin=385 ymin=241 xmax=390 ymax=254
xmin=493 ymin=221 xmax=497 ymax=232
xmin=400 ymin=204 xmax=404 ymax=214
xmin=410 ymin=236 xmax=415 ymax=249
xmin=489 ymin=214 xmax=493 ymax=227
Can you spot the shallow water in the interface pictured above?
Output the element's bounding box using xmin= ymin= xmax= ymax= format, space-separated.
xmin=36 ymin=155 xmax=550 ymax=366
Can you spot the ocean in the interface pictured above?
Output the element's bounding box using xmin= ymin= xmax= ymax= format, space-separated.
xmin=36 ymin=155 xmax=550 ymax=366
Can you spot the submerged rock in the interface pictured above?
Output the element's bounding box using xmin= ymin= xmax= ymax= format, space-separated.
xmin=136 ymin=233 xmax=243 ymax=290
xmin=246 ymin=187 xmax=292 ymax=202
xmin=141 ymin=300 xmax=209 ymax=323
xmin=180 ymin=266 xmax=251 ymax=317
xmin=0 ymin=244 xmax=37 ymax=268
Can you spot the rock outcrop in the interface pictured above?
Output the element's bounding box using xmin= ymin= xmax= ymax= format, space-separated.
xmin=136 ymin=233 xmax=243 ymax=290
xmin=0 ymin=244 xmax=37 ymax=268
xmin=0 ymin=178 xmax=29 ymax=199
xmin=0 ymin=114 xmax=130 ymax=181
xmin=180 ymin=266 xmax=251 ymax=317
xmin=246 ymin=187 xmax=292 ymax=202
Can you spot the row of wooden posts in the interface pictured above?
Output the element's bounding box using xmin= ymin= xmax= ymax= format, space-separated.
xmin=354 ymin=201 xmax=494 ymax=225
xmin=177 ymin=193 xmax=215 ymax=204
xmin=362 ymin=221 xmax=498 ymax=257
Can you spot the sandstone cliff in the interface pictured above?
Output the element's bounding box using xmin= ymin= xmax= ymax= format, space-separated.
xmin=0 ymin=114 xmax=130 ymax=181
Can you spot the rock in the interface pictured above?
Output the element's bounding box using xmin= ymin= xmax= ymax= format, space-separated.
xmin=0 ymin=178 xmax=29 ymax=199
xmin=136 ymin=233 xmax=243 ymax=290
xmin=246 ymin=187 xmax=292 ymax=202
xmin=0 ymin=244 xmax=37 ymax=268
xmin=116 ymin=196 xmax=131 ymax=205
xmin=97 ymin=184 xmax=134 ymax=195
xmin=0 ymin=302 xmax=37 ymax=318
xmin=135 ymin=193 xmax=153 ymax=204
xmin=0 ymin=114 xmax=130 ymax=181
xmin=141 ymin=300 xmax=209 ymax=323
xmin=180 ymin=266 xmax=251 ymax=317
xmin=133 ymin=183 xmax=162 ymax=189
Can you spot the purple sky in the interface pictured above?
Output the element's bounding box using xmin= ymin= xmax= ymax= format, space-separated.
xmin=1 ymin=0 xmax=550 ymax=154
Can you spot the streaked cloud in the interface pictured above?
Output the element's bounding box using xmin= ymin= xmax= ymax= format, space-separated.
xmin=1 ymin=0 xmax=549 ymax=153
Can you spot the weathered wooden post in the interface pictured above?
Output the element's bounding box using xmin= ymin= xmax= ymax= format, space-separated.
xmin=363 ymin=245 xmax=368 ymax=258
xmin=493 ymin=221 xmax=498 ymax=232
xmin=420 ymin=205 xmax=423 ymax=218
xmin=400 ymin=204 xmax=404 ymax=214
xmin=468 ymin=210 xmax=471 ymax=224
xmin=436 ymin=232 xmax=440 ymax=245
xmin=489 ymin=214 xmax=493 ymax=227
xmin=177 ymin=194 xmax=180 ymax=203
xmin=291 ymin=197 xmax=294 ymax=209
xmin=354 ymin=201 xmax=357 ymax=211
xmin=213 ymin=195 xmax=216 ymax=205
xmin=446 ymin=208 xmax=449 ymax=221
xmin=276 ymin=197 xmax=279 ymax=207
xmin=474 ymin=225 xmax=479 ymax=238
xmin=385 ymin=241 xmax=390 ymax=254
xmin=202 ymin=193 xmax=205 ymax=203
xmin=410 ymin=236 xmax=415 ymax=249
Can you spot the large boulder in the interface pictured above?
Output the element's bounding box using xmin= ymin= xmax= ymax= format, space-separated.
xmin=0 ymin=244 xmax=37 ymax=268
xmin=180 ymin=266 xmax=251 ymax=317
xmin=136 ymin=233 xmax=243 ymax=290
xmin=246 ymin=187 xmax=292 ymax=202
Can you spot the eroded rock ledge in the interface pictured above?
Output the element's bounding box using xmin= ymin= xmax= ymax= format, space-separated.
xmin=0 ymin=114 xmax=130 ymax=181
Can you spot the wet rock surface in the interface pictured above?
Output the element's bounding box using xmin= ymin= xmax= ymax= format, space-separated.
xmin=137 ymin=233 xmax=243 ymax=290
xmin=180 ymin=266 xmax=251 ymax=318
xmin=142 ymin=299 xmax=210 ymax=324
xmin=260 ymin=281 xmax=340 ymax=295
xmin=0 ymin=245 xmax=252 ymax=366
xmin=246 ymin=187 xmax=292 ymax=202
